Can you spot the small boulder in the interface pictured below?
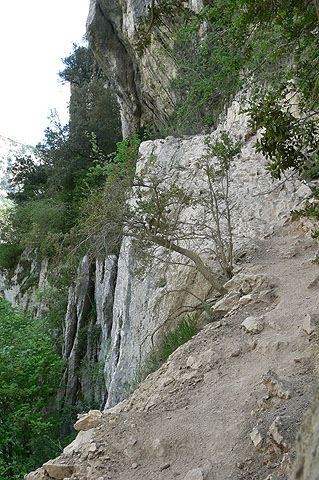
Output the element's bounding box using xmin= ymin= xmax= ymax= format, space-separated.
xmin=250 ymin=426 xmax=263 ymax=448
xmin=241 ymin=316 xmax=264 ymax=334
xmin=42 ymin=462 xmax=74 ymax=480
xmin=74 ymin=409 xmax=102 ymax=431
xmin=211 ymin=291 xmax=240 ymax=313
xmin=268 ymin=416 xmax=289 ymax=450
xmin=262 ymin=370 xmax=291 ymax=400
xmin=302 ymin=313 xmax=319 ymax=335
xmin=225 ymin=273 xmax=271 ymax=295
xmin=24 ymin=467 xmax=49 ymax=480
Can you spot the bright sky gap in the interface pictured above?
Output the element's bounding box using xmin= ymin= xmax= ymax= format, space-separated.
xmin=0 ymin=0 xmax=89 ymax=146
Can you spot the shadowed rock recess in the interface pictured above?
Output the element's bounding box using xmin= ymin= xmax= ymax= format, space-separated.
xmin=16 ymin=1 xmax=319 ymax=478
xmin=86 ymin=0 xmax=203 ymax=136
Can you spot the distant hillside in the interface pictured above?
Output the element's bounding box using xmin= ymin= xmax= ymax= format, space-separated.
xmin=0 ymin=135 xmax=37 ymax=206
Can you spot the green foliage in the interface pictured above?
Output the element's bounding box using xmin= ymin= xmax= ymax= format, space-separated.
xmin=0 ymin=298 xmax=64 ymax=479
xmin=247 ymin=87 xmax=319 ymax=179
xmin=1 ymin=43 xmax=121 ymax=268
xmin=133 ymin=315 xmax=200 ymax=388
xmin=0 ymin=242 xmax=23 ymax=275
xmin=156 ymin=0 xmax=319 ymax=135
xmin=72 ymin=135 xmax=141 ymax=260
xmin=87 ymin=134 xmax=140 ymax=184
xmin=59 ymin=42 xmax=100 ymax=86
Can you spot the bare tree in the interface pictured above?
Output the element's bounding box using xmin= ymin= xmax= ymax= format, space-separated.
xmin=76 ymin=132 xmax=242 ymax=295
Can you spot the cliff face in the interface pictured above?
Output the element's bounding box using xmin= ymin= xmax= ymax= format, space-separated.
xmin=2 ymin=104 xmax=311 ymax=412
xmin=86 ymin=0 xmax=203 ymax=136
xmin=25 ymin=177 xmax=319 ymax=480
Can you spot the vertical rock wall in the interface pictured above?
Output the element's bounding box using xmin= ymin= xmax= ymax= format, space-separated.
xmin=1 ymin=106 xmax=312 ymax=412
xmin=86 ymin=0 xmax=203 ymax=136
xmin=102 ymin=113 xmax=311 ymax=407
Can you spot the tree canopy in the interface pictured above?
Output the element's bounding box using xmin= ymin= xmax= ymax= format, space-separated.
xmin=0 ymin=298 xmax=64 ymax=479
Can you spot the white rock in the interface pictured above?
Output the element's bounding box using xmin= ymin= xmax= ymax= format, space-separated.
xmin=302 ymin=313 xmax=319 ymax=335
xmin=262 ymin=371 xmax=291 ymax=399
xmin=24 ymin=467 xmax=47 ymax=480
xmin=88 ymin=443 xmax=97 ymax=453
xmin=238 ymin=294 xmax=253 ymax=306
xmin=225 ymin=273 xmax=271 ymax=295
xmin=183 ymin=468 xmax=205 ymax=480
xmin=63 ymin=429 xmax=95 ymax=455
xmin=241 ymin=316 xmax=264 ymax=334
xmin=268 ymin=416 xmax=289 ymax=449
xmin=250 ymin=426 xmax=263 ymax=448
xmin=74 ymin=410 xmax=102 ymax=431
xmin=42 ymin=462 xmax=74 ymax=480
xmin=211 ymin=291 xmax=240 ymax=312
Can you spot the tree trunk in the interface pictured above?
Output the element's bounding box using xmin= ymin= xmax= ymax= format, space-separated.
xmin=145 ymin=231 xmax=227 ymax=294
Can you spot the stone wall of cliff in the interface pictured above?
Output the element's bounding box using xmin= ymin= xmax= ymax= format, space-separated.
xmin=86 ymin=0 xmax=203 ymax=136
xmin=2 ymin=102 xmax=311 ymax=413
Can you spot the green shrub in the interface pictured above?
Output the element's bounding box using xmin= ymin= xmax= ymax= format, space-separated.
xmin=133 ymin=315 xmax=200 ymax=388
xmin=0 ymin=243 xmax=23 ymax=273
xmin=0 ymin=298 xmax=64 ymax=479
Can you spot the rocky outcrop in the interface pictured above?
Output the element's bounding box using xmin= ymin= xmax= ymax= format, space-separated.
xmin=86 ymin=0 xmax=203 ymax=135
xmin=103 ymin=104 xmax=311 ymax=407
xmin=289 ymin=385 xmax=319 ymax=480
xmin=25 ymin=222 xmax=319 ymax=479
xmin=58 ymin=255 xmax=118 ymax=411
xmin=3 ymin=104 xmax=314 ymax=413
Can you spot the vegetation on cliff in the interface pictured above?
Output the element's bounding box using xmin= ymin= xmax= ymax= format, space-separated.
xmin=0 ymin=43 xmax=121 ymax=272
xmin=0 ymin=298 xmax=64 ymax=479
xmin=1 ymin=1 xmax=319 ymax=475
xmin=0 ymin=43 xmax=122 ymax=476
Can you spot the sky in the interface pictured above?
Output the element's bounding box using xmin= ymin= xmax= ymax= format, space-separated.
xmin=0 ymin=0 xmax=90 ymax=146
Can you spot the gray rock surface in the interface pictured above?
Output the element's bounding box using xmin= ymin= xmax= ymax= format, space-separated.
xmin=104 ymin=104 xmax=309 ymax=407
xmin=4 ymin=104 xmax=311 ymax=412
xmin=289 ymin=385 xmax=319 ymax=480
xmin=86 ymin=0 xmax=202 ymax=135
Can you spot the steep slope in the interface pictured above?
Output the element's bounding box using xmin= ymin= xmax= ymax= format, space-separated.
xmin=5 ymin=103 xmax=311 ymax=421
xmin=25 ymin=216 xmax=319 ymax=480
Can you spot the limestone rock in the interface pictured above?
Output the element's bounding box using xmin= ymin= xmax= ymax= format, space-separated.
xmin=241 ymin=316 xmax=265 ymax=334
xmin=268 ymin=416 xmax=289 ymax=450
xmin=183 ymin=467 xmax=205 ymax=480
xmin=262 ymin=371 xmax=291 ymax=400
xmin=86 ymin=0 xmax=179 ymax=135
xmin=63 ymin=429 xmax=95 ymax=455
xmin=211 ymin=291 xmax=240 ymax=312
xmin=250 ymin=426 xmax=263 ymax=448
xmin=24 ymin=467 xmax=50 ymax=480
xmin=74 ymin=410 xmax=102 ymax=431
xmin=42 ymin=462 xmax=74 ymax=480
xmin=224 ymin=273 xmax=271 ymax=295
xmin=302 ymin=313 xmax=319 ymax=335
